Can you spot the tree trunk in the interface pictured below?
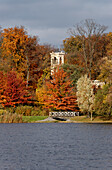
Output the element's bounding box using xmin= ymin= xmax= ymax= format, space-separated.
xmin=26 ymin=55 xmax=30 ymax=88
xmin=26 ymin=66 xmax=29 ymax=88
xmin=91 ymin=111 xmax=93 ymax=121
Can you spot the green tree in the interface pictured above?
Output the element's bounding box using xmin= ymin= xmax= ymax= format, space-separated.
xmin=62 ymin=64 xmax=83 ymax=90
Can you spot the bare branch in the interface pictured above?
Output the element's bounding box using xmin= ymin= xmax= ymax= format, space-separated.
xmin=68 ymin=19 xmax=108 ymax=78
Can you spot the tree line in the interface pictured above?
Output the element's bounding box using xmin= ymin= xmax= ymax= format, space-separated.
xmin=0 ymin=19 xmax=111 ymax=118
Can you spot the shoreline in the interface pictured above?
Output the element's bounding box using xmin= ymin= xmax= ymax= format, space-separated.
xmin=1 ymin=115 xmax=112 ymax=123
xmin=35 ymin=117 xmax=112 ymax=124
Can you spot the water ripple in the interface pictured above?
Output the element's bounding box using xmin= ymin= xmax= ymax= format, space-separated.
xmin=0 ymin=123 xmax=112 ymax=170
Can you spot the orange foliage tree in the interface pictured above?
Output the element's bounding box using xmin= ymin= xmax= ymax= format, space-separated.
xmin=37 ymin=67 xmax=79 ymax=111
xmin=1 ymin=26 xmax=29 ymax=75
xmin=0 ymin=26 xmax=57 ymax=89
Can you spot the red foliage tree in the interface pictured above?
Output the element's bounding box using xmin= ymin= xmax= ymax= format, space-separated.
xmin=41 ymin=67 xmax=79 ymax=111
xmin=2 ymin=70 xmax=31 ymax=107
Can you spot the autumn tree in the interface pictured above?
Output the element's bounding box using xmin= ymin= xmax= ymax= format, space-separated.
xmin=0 ymin=26 xmax=3 ymax=56
xmin=106 ymin=86 xmax=112 ymax=115
xmin=98 ymin=57 xmax=112 ymax=84
xmin=23 ymin=35 xmax=39 ymax=88
xmin=77 ymin=74 xmax=95 ymax=120
xmin=94 ymin=84 xmax=112 ymax=116
xmin=28 ymin=43 xmax=56 ymax=89
xmin=63 ymin=36 xmax=85 ymax=73
xmin=36 ymin=68 xmax=51 ymax=105
xmin=63 ymin=36 xmax=82 ymax=54
xmin=0 ymin=26 xmax=57 ymax=89
xmin=1 ymin=26 xmax=29 ymax=73
xmin=68 ymin=19 xmax=108 ymax=79
xmin=107 ymin=32 xmax=112 ymax=56
xmin=36 ymin=67 xmax=79 ymax=111
xmin=1 ymin=70 xmax=31 ymax=107
xmin=96 ymin=56 xmax=112 ymax=116
xmin=0 ymin=71 xmax=6 ymax=106
xmin=0 ymin=26 xmax=39 ymax=88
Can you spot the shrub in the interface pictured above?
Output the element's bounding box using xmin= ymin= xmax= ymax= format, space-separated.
xmin=14 ymin=105 xmax=49 ymax=116
xmin=0 ymin=109 xmax=7 ymax=116
xmin=36 ymin=108 xmax=49 ymax=116
xmin=5 ymin=105 xmax=49 ymax=116
xmin=15 ymin=105 xmax=33 ymax=116
xmin=0 ymin=112 xmax=23 ymax=123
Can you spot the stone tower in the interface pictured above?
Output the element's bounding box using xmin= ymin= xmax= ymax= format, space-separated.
xmin=50 ymin=51 xmax=65 ymax=75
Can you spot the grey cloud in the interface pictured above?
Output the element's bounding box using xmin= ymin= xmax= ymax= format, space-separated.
xmin=0 ymin=0 xmax=112 ymax=46
xmin=0 ymin=0 xmax=77 ymax=28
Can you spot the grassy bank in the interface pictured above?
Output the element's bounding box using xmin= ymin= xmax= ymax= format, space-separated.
xmin=70 ymin=115 xmax=112 ymax=123
xmin=22 ymin=115 xmax=112 ymax=123
xmin=22 ymin=116 xmax=48 ymax=123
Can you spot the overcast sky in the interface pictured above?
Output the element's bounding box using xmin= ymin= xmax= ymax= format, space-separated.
xmin=0 ymin=0 xmax=112 ymax=47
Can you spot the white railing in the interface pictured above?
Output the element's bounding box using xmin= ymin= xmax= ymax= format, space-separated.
xmin=49 ymin=111 xmax=79 ymax=117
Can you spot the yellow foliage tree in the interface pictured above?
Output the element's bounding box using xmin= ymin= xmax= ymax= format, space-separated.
xmin=36 ymin=68 xmax=51 ymax=105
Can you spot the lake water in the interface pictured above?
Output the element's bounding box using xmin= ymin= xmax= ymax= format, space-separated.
xmin=0 ymin=123 xmax=112 ymax=170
